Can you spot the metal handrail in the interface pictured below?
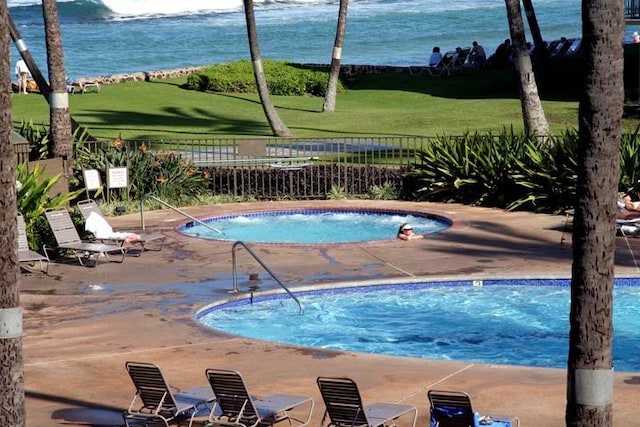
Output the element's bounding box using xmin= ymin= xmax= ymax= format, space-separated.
xmin=140 ymin=195 xmax=223 ymax=234
xmin=231 ymin=241 xmax=303 ymax=315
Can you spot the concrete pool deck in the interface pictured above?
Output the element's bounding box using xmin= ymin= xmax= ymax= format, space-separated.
xmin=20 ymin=200 xmax=640 ymax=426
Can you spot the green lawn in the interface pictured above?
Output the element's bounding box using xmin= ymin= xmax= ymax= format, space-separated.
xmin=10 ymin=68 xmax=586 ymax=140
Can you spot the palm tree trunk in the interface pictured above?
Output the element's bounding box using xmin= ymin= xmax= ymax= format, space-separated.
xmin=7 ymin=13 xmax=88 ymax=142
xmin=42 ymin=0 xmax=73 ymax=165
xmin=0 ymin=1 xmax=25 ymax=426
xmin=566 ymin=0 xmax=623 ymax=424
xmin=521 ymin=0 xmax=546 ymax=58
xmin=504 ymin=0 xmax=550 ymax=138
xmin=243 ymin=0 xmax=292 ymax=137
xmin=323 ymin=0 xmax=349 ymax=113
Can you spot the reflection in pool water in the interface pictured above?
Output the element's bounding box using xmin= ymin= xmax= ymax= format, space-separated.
xmin=197 ymin=279 xmax=640 ymax=371
xmin=179 ymin=209 xmax=452 ymax=244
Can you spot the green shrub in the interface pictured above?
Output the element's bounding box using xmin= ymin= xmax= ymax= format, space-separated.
xmin=368 ymin=182 xmax=398 ymax=200
xmin=184 ymin=60 xmax=343 ymax=97
xmin=74 ymin=138 xmax=208 ymax=206
xmin=407 ymin=129 xmax=579 ymax=213
xmin=16 ymin=162 xmax=83 ymax=251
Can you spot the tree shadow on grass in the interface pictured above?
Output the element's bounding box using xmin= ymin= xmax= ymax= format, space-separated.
xmin=72 ymin=105 xmax=273 ymax=139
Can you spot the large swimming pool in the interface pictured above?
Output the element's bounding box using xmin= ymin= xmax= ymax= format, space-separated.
xmin=178 ymin=209 xmax=452 ymax=244
xmin=197 ymin=279 xmax=640 ymax=371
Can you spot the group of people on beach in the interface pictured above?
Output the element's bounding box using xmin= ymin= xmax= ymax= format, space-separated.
xmin=428 ymin=40 xmax=510 ymax=71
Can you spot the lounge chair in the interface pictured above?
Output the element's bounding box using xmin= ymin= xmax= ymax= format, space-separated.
xmin=77 ymin=199 xmax=166 ymax=253
xmin=44 ymin=208 xmax=125 ymax=266
xmin=427 ymin=390 xmax=519 ymax=427
xmin=317 ymin=376 xmax=417 ymax=427
xmin=17 ymin=213 xmax=49 ymax=274
xmin=124 ymin=361 xmax=216 ymax=427
xmin=427 ymin=51 xmax=457 ymax=77
xmin=205 ymin=368 xmax=314 ymax=427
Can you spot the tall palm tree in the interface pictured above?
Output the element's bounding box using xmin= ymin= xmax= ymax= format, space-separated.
xmin=504 ymin=0 xmax=550 ymax=137
xmin=566 ymin=0 xmax=623 ymax=424
xmin=243 ymin=0 xmax=292 ymax=137
xmin=0 ymin=1 xmax=25 ymax=425
xmin=322 ymin=0 xmax=349 ymax=113
xmin=42 ymin=0 xmax=73 ymax=165
xmin=8 ymin=12 xmax=88 ymax=142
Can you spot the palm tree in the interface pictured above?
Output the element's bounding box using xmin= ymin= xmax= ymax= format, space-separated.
xmin=42 ymin=0 xmax=73 ymax=165
xmin=243 ymin=0 xmax=292 ymax=137
xmin=322 ymin=0 xmax=349 ymax=113
xmin=8 ymin=12 xmax=90 ymax=143
xmin=565 ymin=0 xmax=623 ymax=424
xmin=504 ymin=0 xmax=550 ymax=137
xmin=0 ymin=1 xmax=25 ymax=425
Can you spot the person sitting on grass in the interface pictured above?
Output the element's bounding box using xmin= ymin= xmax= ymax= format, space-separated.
xmin=397 ymin=223 xmax=424 ymax=240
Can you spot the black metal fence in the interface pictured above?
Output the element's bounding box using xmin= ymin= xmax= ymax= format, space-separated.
xmin=77 ymin=136 xmax=428 ymax=199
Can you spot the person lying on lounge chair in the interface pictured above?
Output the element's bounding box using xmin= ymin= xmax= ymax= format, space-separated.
xmin=617 ymin=193 xmax=640 ymax=220
xmin=85 ymin=211 xmax=141 ymax=247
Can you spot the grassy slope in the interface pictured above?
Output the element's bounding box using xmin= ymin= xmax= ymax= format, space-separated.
xmin=10 ymin=68 xmax=583 ymax=140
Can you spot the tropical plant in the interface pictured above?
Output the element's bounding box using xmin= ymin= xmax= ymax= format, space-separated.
xmin=74 ymin=139 xmax=208 ymax=205
xmin=368 ymin=182 xmax=398 ymax=200
xmin=507 ymin=130 xmax=578 ymax=212
xmin=327 ymin=184 xmax=348 ymax=199
xmin=17 ymin=120 xmax=49 ymax=160
xmin=16 ymin=162 xmax=83 ymax=250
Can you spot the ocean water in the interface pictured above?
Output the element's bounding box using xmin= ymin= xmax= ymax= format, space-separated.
xmin=7 ymin=0 xmax=632 ymax=80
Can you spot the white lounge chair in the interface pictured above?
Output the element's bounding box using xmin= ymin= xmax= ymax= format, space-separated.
xmin=44 ymin=208 xmax=125 ymax=266
xmin=77 ymin=199 xmax=166 ymax=253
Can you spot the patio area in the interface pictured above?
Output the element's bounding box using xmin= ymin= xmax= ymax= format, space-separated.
xmin=20 ymin=200 xmax=640 ymax=426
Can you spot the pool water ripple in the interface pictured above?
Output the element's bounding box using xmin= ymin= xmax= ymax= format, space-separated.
xmin=179 ymin=209 xmax=451 ymax=244
xmin=197 ymin=280 xmax=640 ymax=371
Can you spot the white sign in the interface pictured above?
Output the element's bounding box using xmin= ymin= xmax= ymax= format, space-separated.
xmin=107 ymin=167 xmax=128 ymax=189
xmin=82 ymin=169 xmax=102 ymax=191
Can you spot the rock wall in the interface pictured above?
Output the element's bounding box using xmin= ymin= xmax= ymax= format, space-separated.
xmin=75 ymin=63 xmax=414 ymax=86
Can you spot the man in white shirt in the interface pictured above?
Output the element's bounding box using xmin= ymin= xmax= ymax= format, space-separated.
xmin=14 ymin=59 xmax=30 ymax=94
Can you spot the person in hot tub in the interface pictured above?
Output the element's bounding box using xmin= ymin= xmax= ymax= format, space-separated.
xmin=397 ymin=223 xmax=424 ymax=240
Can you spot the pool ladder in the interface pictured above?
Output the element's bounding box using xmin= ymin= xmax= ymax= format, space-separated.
xmin=140 ymin=195 xmax=224 ymax=234
xmin=139 ymin=195 xmax=303 ymax=314
xmin=232 ymin=241 xmax=303 ymax=314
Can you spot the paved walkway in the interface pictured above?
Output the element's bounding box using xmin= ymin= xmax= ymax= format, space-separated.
xmin=20 ymin=200 xmax=640 ymax=426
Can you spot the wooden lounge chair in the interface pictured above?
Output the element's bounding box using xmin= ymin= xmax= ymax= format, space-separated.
xmin=44 ymin=208 xmax=125 ymax=266
xmin=77 ymin=199 xmax=166 ymax=253
xmin=17 ymin=213 xmax=49 ymax=274
xmin=317 ymin=376 xmax=417 ymax=427
xmin=124 ymin=361 xmax=216 ymax=427
xmin=205 ymin=368 xmax=314 ymax=427
xmin=427 ymin=390 xmax=519 ymax=427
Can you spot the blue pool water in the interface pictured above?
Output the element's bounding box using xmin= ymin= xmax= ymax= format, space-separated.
xmin=178 ymin=209 xmax=451 ymax=244
xmin=197 ymin=279 xmax=640 ymax=371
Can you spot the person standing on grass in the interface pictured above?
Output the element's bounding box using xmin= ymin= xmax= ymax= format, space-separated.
xmin=14 ymin=59 xmax=30 ymax=94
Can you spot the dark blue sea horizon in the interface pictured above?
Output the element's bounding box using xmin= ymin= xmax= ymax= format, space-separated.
xmin=8 ymin=0 xmax=634 ymax=80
